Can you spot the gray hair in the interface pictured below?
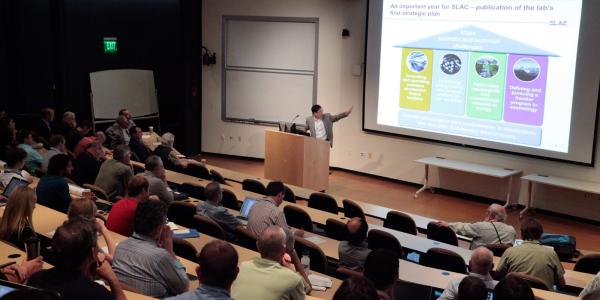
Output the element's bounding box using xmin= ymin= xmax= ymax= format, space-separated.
xmin=161 ymin=132 xmax=175 ymax=147
xmin=145 ymin=155 xmax=163 ymax=171
xmin=113 ymin=145 xmax=130 ymax=161
xmin=63 ymin=111 xmax=75 ymax=120
xmin=488 ymin=204 xmax=507 ymax=222
xmin=257 ymin=226 xmax=286 ymax=260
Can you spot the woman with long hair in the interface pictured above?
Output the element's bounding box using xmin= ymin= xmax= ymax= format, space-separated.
xmin=0 ymin=186 xmax=37 ymax=249
xmin=67 ymin=197 xmax=116 ymax=262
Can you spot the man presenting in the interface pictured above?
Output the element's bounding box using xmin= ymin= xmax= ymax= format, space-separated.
xmin=305 ymin=104 xmax=352 ymax=147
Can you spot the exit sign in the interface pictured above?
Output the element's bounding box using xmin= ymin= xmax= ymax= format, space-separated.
xmin=103 ymin=37 xmax=118 ymax=54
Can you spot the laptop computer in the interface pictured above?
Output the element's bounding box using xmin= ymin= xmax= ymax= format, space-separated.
xmin=236 ymin=197 xmax=259 ymax=224
xmin=1 ymin=177 xmax=30 ymax=198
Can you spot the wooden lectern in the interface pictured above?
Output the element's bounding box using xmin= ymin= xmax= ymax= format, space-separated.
xmin=264 ymin=130 xmax=329 ymax=191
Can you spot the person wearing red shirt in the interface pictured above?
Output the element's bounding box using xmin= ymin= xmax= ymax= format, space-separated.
xmin=106 ymin=175 xmax=152 ymax=236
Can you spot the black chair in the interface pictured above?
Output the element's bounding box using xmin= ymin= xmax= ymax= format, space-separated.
xmin=192 ymin=215 xmax=226 ymax=240
xmin=367 ymin=229 xmax=403 ymax=258
xmin=172 ymin=238 xmax=198 ymax=262
xmin=325 ymin=218 xmax=347 ymax=241
xmin=574 ymin=254 xmax=600 ymax=274
xmin=342 ymin=199 xmax=365 ymax=219
xmin=221 ymin=189 xmax=240 ymax=211
xmin=177 ymin=183 xmax=206 ymax=200
xmin=485 ymin=243 xmax=512 ymax=257
xmin=235 ymin=227 xmax=258 ymax=251
xmin=295 ymin=237 xmax=328 ymax=274
xmin=383 ymin=211 xmax=418 ymax=235
xmin=308 ymin=192 xmax=339 ymax=215
xmin=132 ymin=163 xmax=145 ymax=175
xmin=283 ymin=185 xmax=296 ymax=203
xmin=210 ymin=169 xmax=227 ymax=184
xmin=427 ymin=222 xmax=459 ymax=246
xmin=183 ymin=163 xmax=211 ymax=180
xmin=167 ymin=201 xmax=197 ymax=228
xmin=507 ymin=272 xmax=550 ymax=290
xmin=242 ymin=179 xmax=266 ymax=195
xmin=130 ymin=151 xmax=141 ymax=162
xmin=283 ymin=205 xmax=314 ymax=232
xmin=420 ymin=248 xmax=467 ymax=274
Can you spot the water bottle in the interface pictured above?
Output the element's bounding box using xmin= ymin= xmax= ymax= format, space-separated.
xmin=301 ymin=250 xmax=310 ymax=273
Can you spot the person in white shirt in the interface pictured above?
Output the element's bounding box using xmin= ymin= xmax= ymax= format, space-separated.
xmin=305 ymin=104 xmax=352 ymax=147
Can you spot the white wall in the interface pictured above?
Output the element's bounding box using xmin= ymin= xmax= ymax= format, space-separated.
xmin=202 ymin=0 xmax=600 ymax=221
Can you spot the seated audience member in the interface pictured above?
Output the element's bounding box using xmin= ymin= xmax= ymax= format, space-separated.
xmin=153 ymin=132 xmax=188 ymax=171
xmin=54 ymin=111 xmax=82 ymax=151
xmin=112 ymin=200 xmax=188 ymax=297
xmin=456 ymin=276 xmax=488 ymax=300
xmin=363 ymin=249 xmax=399 ymax=300
xmin=338 ymin=217 xmax=371 ymax=271
xmin=436 ymin=204 xmax=516 ymax=249
xmin=16 ymin=129 xmax=43 ymax=173
xmin=105 ymin=175 xmax=152 ymax=237
xmin=77 ymin=119 xmax=93 ymax=137
xmin=73 ymin=131 xmax=107 ymax=157
xmin=0 ymin=117 xmax=17 ymax=160
xmin=333 ymin=277 xmax=379 ymax=300
xmin=119 ymin=108 xmax=136 ymax=129
xmin=32 ymin=107 xmax=55 ymax=142
xmin=95 ymin=145 xmax=134 ymax=201
xmin=128 ymin=126 xmax=151 ymax=162
xmin=492 ymin=276 xmax=534 ymax=300
xmin=165 ymin=240 xmax=239 ymax=300
xmin=247 ymin=181 xmax=308 ymax=285
xmin=72 ymin=141 xmax=104 ymax=186
xmin=67 ymin=197 xmax=116 ymax=262
xmin=496 ymin=218 xmax=565 ymax=290
xmin=28 ymin=217 xmax=126 ymax=300
xmin=583 ymin=290 xmax=600 ymax=300
xmin=196 ymin=181 xmax=243 ymax=241
xmin=1 ymin=256 xmax=43 ymax=284
xmin=36 ymin=154 xmax=73 ymax=213
xmin=439 ymin=247 xmax=496 ymax=300
xmin=231 ymin=226 xmax=306 ymax=299
xmin=143 ymin=155 xmax=174 ymax=204
xmin=580 ymin=271 xmax=600 ymax=299
xmin=0 ymin=186 xmax=37 ymax=249
xmin=41 ymin=134 xmax=67 ymax=173
xmin=105 ymin=115 xmax=130 ymax=149
xmin=0 ymin=147 xmax=33 ymax=188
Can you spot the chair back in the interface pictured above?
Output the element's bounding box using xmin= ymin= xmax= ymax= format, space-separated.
xmin=308 ymin=192 xmax=339 ymax=214
xmin=283 ymin=185 xmax=296 ymax=203
xmin=427 ymin=222 xmax=459 ymax=246
xmin=420 ymin=248 xmax=467 ymax=274
xmin=235 ymin=226 xmax=258 ymax=251
xmin=132 ymin=163 xmax=145 ymax=174
xmin=172 ymin=237 xmax=198 ymax=262
xmin=130 ymin=151 xmax=141 ymax=162
xmin=221 ymin=189 xmax=240 ymax=210
xmin=178 ymin=183 xmax=206 ymax=200
xmin=574 ymin=254 xmax=600 ymax=274
xmin=336 ymin=267 xmax=363 ymax=280
xmin=343 ymin=199 xmax=365 ymax=219
xmin=295 ymin=237 xmax=328 ymax=274
xmin=183 ymin=163 xmax=212 ymax=180
xmin=83 ymin=184 xmax=110 ymax=202
xmin=367 ymin=229 xmax=403 ymax=258
xmin=210 ymin=169 xmax=227 ymax=184
xmin=507 ymin=272 xmax=550 ymax=290
xmin=383 ymin=211 xmax=417 ymax=235
xmin=325 ymin=218 xmax=347 ymax=241
xmin=167 ymin=201 xmax=197 ymax=228
xmin=485 ymin=243 xmax=513 ymax=257
xmin=242 ymin=179 xmax=266 ymax=195
xmin=192 ymin=215 xmax=226 ymax=240
xmin=283 ymin=205 xmax=314 ymax=232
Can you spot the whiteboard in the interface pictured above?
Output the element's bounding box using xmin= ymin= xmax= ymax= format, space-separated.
xmin=90 ymin=69 xmax=158 ymax=119
xmin=223 ymin=16 xmax=318 ymax=124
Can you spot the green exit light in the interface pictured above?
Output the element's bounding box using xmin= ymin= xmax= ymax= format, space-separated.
xmin=103 ymin=37 xmax=118 ymax=54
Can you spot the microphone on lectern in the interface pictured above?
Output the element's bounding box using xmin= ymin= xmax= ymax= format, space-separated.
xmin=291 ymin=114 xmax=300 ymax=123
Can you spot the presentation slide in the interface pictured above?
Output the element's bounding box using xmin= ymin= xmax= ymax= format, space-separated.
xmin=364 ymin=0 xmax=600 ymax=164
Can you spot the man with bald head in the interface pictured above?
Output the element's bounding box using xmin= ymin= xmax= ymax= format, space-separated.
xmin=106 ymin=115 xmax=131 ymax=148
xmin=232 ymin=226 xmax=306 ymax=300
xmin=437 ymin=204 xmax=516 ymax=249
xmin=338 ymin=217 xmax=371 ymax=271
xmin=165 ymin=240 xmax=239 ymax=300
xmin=439 ymin=247 xmax=496 ymax=300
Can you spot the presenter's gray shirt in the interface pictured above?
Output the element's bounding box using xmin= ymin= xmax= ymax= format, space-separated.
xmin=305 ymin=111 xmax=349 ymax=147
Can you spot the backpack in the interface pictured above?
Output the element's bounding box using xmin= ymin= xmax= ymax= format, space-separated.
xmin=540 ymin=233 xmax=577 ymax=260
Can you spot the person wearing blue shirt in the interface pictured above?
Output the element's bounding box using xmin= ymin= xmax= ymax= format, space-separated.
xmin=36 ymin=154 xmax=73 ymax=213
xmin=16 ymin=130 xmax=43 ymax=173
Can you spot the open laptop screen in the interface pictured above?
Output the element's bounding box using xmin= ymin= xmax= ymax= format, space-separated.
xmin=1 ymin=177 xmax=29 ymax=198
xmin=239 ymin=197 xmax=259 ymax=219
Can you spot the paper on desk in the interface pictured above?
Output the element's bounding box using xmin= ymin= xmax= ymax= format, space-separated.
xmin=308 ymin=274 xmax=332 ymax=288
xmin=168 ymin=222 xmax=179 ymax=231
xmin=174 ymin=228 xmax=190 ymax=235
xmin=304 ymin=235 xmax=326 ymax=245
